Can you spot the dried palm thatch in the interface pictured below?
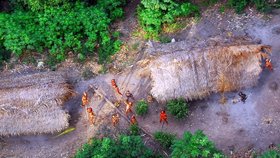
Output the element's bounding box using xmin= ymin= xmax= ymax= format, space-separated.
xmin=149 ymin=44 xmax=271 ymax=101
xmin=0 ymin=71 xmax=74 ymax=136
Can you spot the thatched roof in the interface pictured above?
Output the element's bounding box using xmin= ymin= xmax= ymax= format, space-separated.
xmin=148 ymin=43 xmax=271 ymax=101
xmin=0 ymin=71 xmax=74 ymax=136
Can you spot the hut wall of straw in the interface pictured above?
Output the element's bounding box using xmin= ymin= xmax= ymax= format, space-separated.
xmin=0 ymin=72 xmax=74 ymax=136
xmin=149 ymin=44 xmax=271 ymax=102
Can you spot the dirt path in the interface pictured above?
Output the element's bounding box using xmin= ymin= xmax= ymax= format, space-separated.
xmin=1 ymin=5 xmax=280 ymax=158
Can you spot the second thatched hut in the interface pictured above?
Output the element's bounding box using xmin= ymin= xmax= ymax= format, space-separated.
xmin=148 ymin=42 xmax=271 ymax=102
xmin=0 ymin=71 xmax=74 ymax=136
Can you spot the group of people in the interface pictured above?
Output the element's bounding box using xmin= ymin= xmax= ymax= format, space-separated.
xmin=80 ymin=79 xmax=169 ymax=127
xmin=81 ymin=92 xmax=95 ymax=126
xmin=111 ymin=79 xmax=169 ymax=126
xmin=111 ymin=79 xmax=138 ymax=125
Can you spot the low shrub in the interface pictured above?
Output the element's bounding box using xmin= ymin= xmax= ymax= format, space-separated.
xmin=129 ymin=124 xmax=140 ymax=136
xmin=153 ymin=131 xmax=176 ymax=149
xmin=82 ymin=67 xmax=95 ymax=80
xmin=131 ymin=42 xmax=140 ymax=51
xmin=136 ymin=100 xmax=149 ymax=116
xmin=0 ymin=44 xmax=11 ymax=66
xmin=159 ymin=36 xmax=171 ymax=43
xmin=75 ymin=135 xmax=159 ymax=158
xmin=259 ymin=145 xmax=280 ymax=158
xmin=227 ymin=0 xmax=250 ymax=13
xmin=209 ymin=0 xmax=219 ymax=5
xmin=252 ymin=0 xmax=272 ymax=12
xmin=166 ymin=98 xmax=189 ymax=119
xmin=227 ymin=0 xmax=278 ymax=13
xmin=171 ymin=130 xmax=224 ymax=158
xmin=219 ymin=5 xmax=226 ymax=13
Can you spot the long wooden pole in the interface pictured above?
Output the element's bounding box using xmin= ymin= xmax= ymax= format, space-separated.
xmin=90 ymin=86 xmax=130 ymax=122
xmin=89 ymin=86 xmax=168 ymax=157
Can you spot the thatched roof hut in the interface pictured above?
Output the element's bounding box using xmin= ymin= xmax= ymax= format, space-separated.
xmin=0 ymin=72 xmax=74 ymax=136
xmin=148 ymin=43 xmax=271 ymax=101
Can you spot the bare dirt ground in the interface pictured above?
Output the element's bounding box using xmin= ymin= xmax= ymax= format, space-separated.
xmin=1 ymin=3 xmax=280 ymax=158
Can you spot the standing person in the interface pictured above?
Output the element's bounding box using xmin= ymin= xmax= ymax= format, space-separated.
xmin=81 ymin=92 xmax=89 ymax=107
xmin=124 ymin=100 xmax=133 ymax=115
xmin=238 ymin=92 xmax=247 ymax=103
xmin=125 ymin=90 xmax=134 ymax=101
xmin=112 ymin=113 xmax=120 ymax=127
xmin=160 ymin=110 xmax=168 ymax=125
xmin=130 ymin=115 xmax=137 ymax=125
xmin=87 ymin=107 xmax=95 ymax=126
xmin=265 ymin=58 xmax=273 ymax=71
xmin=111 ymin=79 xmax=122 ymax=96
xmin=147 ymin=94 xmax=154 ymax=103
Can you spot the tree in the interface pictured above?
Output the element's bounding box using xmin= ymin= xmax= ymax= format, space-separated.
xmin=171 ymin=130 xmax=224 ymax=158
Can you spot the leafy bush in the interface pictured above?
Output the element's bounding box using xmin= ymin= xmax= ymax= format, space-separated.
xmin=129 ymin=124 xmax=140 ymax=136
xmin=9 ymin=0 xmax=67 ymax=11
xmin=219 ymin=5 xmax=226 ymax=13
xmin=171 ymin=130 xmax=224 ymax=158
xmin=227 ymin=0 xmax=278 ymax=13
xmin=159 ymin=35 xmax=171 ymax=43
xmin=137 ymin=0 xmax=199 ymax=39
xmin=153 ymin=131 xmax=176 ymax=149
xmin=136 ymin=100 xmax=148 ymax=116
xmin=82 ymin=67 xmax=95 ymax=80
xmin=259 ymin=150 xmax=280 ymax=158
xmin=227 ymin=0 xmax=250 ymax=13
xmin=131 ymin=42 xmax=140 ymax=51
xmin=166 ymin=98 xmax=189 ymax=119
xmin=203 ymin=0 xmax=219 ymax=6
xmin=0 ymin=1 xmax=124 ymax=65
xmin=0 ymin=44 xmax=11 ymax=66
xmin=75 ymin=135 xmax=160 ymax=158
xmin=259 ymin=145 xmax=280 ymax=158
xmin=252 ymin=0 xmax=272 ymax=12
xmin=95 ymin=0 xmax=125 ymax=21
